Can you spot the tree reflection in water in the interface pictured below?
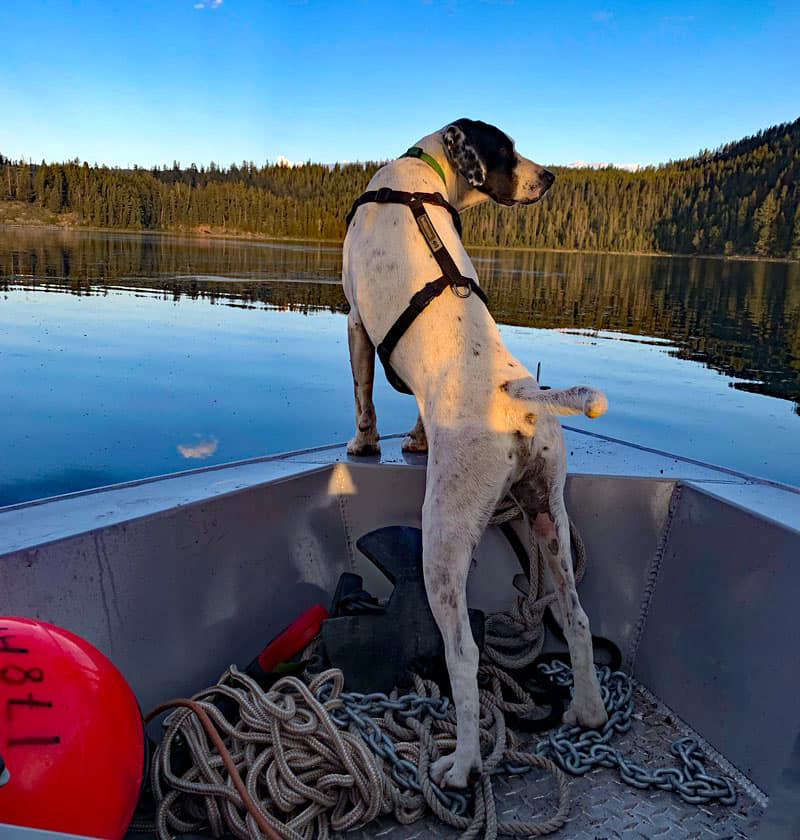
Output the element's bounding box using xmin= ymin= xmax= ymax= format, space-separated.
xmin=2 ymin=227 xmax=798 ymax=413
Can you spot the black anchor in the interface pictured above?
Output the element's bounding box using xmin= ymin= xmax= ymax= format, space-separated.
xmin=321 ymin=526 xmax=485 ymax=694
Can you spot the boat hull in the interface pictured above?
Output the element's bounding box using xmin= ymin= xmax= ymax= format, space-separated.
xmin=1 ymin=432 xmax=798 ymax=837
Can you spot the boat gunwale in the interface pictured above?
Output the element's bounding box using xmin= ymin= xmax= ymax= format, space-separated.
xmin=1 ymin=425 xmax=796 ymax=520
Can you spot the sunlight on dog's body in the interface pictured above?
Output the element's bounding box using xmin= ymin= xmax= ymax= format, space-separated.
xmin=343 ymin=119 xmax=608 ymax=789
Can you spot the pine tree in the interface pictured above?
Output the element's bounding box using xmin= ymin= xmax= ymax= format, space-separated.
xmin=754 ymin=191 xmax=779 ymax=256
xmin=790 ymin=206 xmax=800 ymax=260
xmin=16 ymin=164 xmax=33 ymax=202
xmin=0 ymin=117 xmax=798 ymax=257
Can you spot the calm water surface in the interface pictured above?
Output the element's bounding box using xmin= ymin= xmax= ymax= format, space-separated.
xmin=1 ymin=226 xmax=798 ymax=506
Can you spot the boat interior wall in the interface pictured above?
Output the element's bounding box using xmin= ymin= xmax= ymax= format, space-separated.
xmin=0 ymin=458 xmax=328 ymax=557
xmin=757 ymin=731 xmax=800 ymax=839
xmin=0 ymin=468 xmax=349 ymax=714
xmin=326 ymin=463 xmax=427 ymax=600
xmin=561 ymin=475 xmax=676 ymax=673
xmin=634 ymin=484 xmax=800 ymax=794
xmin=1 ymin=458 xmax=799 ymax=808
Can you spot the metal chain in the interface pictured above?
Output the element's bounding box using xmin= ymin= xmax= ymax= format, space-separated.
xmin=316 ymin=674 xmax=571 ymax=839
xmin=315 ymin=681 xmax=472 ymax=817
xmin=533 ymin=661 xmax=737 ymax=806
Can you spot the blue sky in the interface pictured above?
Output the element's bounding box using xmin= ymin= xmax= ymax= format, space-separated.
xmin=1 ymin=1 xmax=798 ymax=169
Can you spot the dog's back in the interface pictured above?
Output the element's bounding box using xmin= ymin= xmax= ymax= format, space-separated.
xmin=344 ymin=157 xmax=527 ymax=415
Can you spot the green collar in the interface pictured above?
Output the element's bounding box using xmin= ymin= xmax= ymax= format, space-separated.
xmin=401 ymin=146 xmax=447 ymax=186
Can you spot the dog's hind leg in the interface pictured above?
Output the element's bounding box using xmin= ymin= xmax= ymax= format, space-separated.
xmin=423 ymin=437 xmax=510 ymax=787
xmin=424 ymin=510 xmax=483 ymax=788
xmin=346 ymin=312 xmax=380 ymax=456
xmin=532 ymin=488 xmax=607 ymax=729
xmin=402 ymin=413 xmax=428 ymax=453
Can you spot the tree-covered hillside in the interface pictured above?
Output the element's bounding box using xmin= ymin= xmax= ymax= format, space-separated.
xmin=1 ymin=117 xmax=798 ymax=257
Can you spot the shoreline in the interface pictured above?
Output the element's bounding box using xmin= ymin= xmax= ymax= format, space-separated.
xmin=0 ymin=219 xmax=797 ymax=265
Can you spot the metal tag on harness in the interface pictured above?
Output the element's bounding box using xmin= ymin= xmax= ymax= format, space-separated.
xmin=417 ymin=213 xmax=444 ymax=251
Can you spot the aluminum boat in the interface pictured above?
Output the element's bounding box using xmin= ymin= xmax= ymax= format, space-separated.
xmin=1 ymin=427 xmax=798 ymax=839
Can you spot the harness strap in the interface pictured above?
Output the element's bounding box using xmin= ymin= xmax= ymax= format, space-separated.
xmin=406 ymin=196 xmax=483 ymax=296
xmin=345 ymin=187 xmax=488 ymax=395
xmin=377 ymin=275 xmax=486 ymax=393
xmin=346 ymin=188 xmax=462 ymax=238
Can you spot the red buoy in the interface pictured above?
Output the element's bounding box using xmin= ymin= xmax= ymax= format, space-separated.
xmin=0 ymin=617 xmax=145 ymax=839
xmin=245 ymin=604 xmax=328 ymax=680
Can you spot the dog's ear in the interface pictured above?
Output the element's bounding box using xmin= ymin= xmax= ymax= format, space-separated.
xmin=443 ymin=122 xmax=487 ymax=187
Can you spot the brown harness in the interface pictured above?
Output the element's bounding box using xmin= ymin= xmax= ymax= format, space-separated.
xmin=345 ymin=187 xmax=488 ymax=394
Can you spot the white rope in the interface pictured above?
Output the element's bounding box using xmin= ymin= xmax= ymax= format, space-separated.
xmin=484 ymin=498 xmax=585 ymax=670
xmin=138 ymin=494 xmax=583 ymax=839
xmin=139 ymin=666 xmax=570 ymax=840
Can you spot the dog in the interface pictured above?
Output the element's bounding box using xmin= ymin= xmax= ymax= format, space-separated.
xmin=342 ymin=119 xmax=608 ymax=788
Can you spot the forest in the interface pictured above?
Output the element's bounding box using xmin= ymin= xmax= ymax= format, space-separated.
xmin=1 ymin=117 xmax=798 ymax=258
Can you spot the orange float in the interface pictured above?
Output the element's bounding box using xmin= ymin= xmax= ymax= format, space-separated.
xmin=0 ymin=617 xmax=145 ymax=839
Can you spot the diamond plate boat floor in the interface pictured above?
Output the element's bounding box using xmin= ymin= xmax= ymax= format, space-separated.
xmin=340 ymin=684 xmax=765 ymax=840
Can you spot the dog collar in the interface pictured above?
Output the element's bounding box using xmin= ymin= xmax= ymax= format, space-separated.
xmin=401 ymin=147 xmax=447 ymax=187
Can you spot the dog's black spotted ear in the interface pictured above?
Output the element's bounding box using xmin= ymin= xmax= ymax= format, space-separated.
xmin=443 ymin=122 xmax=487 ymax=187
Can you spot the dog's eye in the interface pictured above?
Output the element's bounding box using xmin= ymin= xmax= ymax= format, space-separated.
xmin=498 ymin=147 xmax=510 ymax=157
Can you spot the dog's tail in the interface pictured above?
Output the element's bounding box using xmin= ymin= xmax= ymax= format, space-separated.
xmin=512 ymin=381 xmax=608 ymax=419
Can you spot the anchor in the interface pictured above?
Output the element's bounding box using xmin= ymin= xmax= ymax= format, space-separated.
xmin=321 ymin=526 xmax=485 ymax=694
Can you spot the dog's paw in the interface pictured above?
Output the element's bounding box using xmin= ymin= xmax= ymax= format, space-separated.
xmin=582 ymin=388 xmax=608 ymax=419
xmin=563 ymin=696 xmax=608 ymax=729
xmin=347 ymin=435 xmax=380 ymax=456
xmin=401 ymin=433 xmax=428 ymax=453
xmin=430 ymin=751 xmax=482 ymax=789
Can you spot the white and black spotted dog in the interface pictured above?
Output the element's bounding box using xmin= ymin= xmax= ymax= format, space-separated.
xmin=343 ymin=119 xmax=608 ymax=788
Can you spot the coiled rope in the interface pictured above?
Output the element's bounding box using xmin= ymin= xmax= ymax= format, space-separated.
xmin=483 ymin=500 xmax=586 ymax=670
xmin=136 ymin=498 xmax=579 ymax=840
xmin=141 ymin=665 xmax=570 ymax=840
xmin=143 ymin=669 xmax=383 ymax=840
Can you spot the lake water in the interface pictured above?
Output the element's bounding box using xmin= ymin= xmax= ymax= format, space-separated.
xmin=1 ymin=226 xmax=798 ymax=506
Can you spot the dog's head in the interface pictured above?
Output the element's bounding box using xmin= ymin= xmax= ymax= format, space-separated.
xmin=441 ymin=118 xmax=554 ymax=205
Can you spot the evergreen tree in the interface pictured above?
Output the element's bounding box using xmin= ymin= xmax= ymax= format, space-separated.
xmin=790 ymin=206 xmax=800 ymax=260
xmin=754 ymin=190 xmax=779 ymax=256
xmin=1 ymin=116 xmax=798 ymax=257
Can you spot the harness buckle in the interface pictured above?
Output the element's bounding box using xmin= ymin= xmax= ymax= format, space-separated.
xmin=452 ymin=281 xmax=472 ymax=299
xmin=374 ymin=187 xmax=393 ymax=203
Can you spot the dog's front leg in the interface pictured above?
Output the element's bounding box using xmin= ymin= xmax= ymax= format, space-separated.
xmin=402 ymin=414 xmax=428 ymax=453
xmin=346 ymin=313 xmax=380 ymax=456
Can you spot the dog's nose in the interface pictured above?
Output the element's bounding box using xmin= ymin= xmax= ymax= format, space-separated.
xmin=542 ymin=169 xmax=555 ymax=188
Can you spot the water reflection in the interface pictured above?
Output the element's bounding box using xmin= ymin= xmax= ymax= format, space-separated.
xmin=177 ymin=436 xmax=219 ymax=459
xmin=2 ymin=226 xmax=797 ymax=411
